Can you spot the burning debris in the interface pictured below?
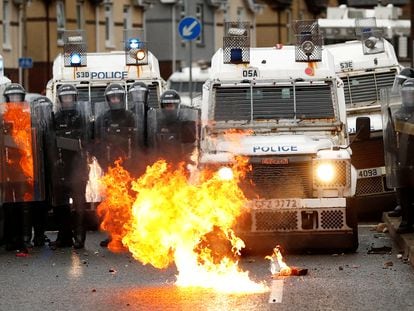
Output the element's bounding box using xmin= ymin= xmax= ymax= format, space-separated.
xmin=265 ymin=245 xmax=308 ymax=277
xmin=97 ymin=158 xmax=268 ymax=293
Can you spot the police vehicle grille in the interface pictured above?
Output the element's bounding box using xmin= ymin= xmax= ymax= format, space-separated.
xmin=320 ymin=210 xmax=344 ymax=229
xmin=355 ymin=176 xmax=391 ymax=196
xmin=343 ymin=70 xmax=396 ymax=107
xmin=253 ymin=210 xmax=298 ymax=231
xmin=242 ymin=162 xmax=312 ymax=199
xmin=251 ymin=209 xmax=346 ymax=232
xmin=214 ymin=85 xmax=334 ymax=121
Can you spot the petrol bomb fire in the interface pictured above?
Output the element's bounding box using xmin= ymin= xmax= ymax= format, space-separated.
xmin=3 ymin=102 xmax=34 ymax=200
xmin=97 ymin=158 xmax=268 ymax=293
xmin=265 ymin=245 xmax=308 ymax=277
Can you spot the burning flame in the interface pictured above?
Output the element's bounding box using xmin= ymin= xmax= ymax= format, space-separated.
xmin=3 ymin=102 xmax=34 ymax=200
xmin=85 ymin=156 xmax=103 ymax=203
xmin=265 ymin=245 xmax=292 ymax=277
xmin=98 ymin=158 xmax=268 ymax=293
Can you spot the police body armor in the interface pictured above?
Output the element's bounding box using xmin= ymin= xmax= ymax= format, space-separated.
xmin=382 ymin=87 xmax=414 ymax=188
xmin=95 ymin=108 xmax=139 ymax=169
xmin=147 ymin=108 xmax=198 ymax=161
xmin=47 ymin=104 xmax=90 ymax=206
xmin=0 ymin=100 xmax=48 ymax=203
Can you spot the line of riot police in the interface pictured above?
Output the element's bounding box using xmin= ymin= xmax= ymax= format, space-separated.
xmin=0 ymin=82 xmax=198 ymax=252
xmin=383 ymin=68 xmax=414 ymax=233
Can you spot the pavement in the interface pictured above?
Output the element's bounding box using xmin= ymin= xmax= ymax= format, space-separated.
xmin=383 ymin=212 xmax=414 ymax=267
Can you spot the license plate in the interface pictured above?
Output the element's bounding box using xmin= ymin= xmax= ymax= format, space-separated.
xmin=357 ymin=167 xmax=383 ymax=179
xmin=251 ymin=199 xmax=301 ymax=209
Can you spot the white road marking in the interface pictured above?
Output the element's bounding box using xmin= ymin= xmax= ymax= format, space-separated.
xmin=268 ymin=279 xmax=284 ymax=303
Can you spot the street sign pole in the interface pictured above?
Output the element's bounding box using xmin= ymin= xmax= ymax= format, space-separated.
xmin=189 ymin=40 xmax=193 ymax=107
xmin=178 ymin=16 xmax=201 ymax=108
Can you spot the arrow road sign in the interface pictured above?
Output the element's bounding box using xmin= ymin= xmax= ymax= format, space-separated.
xmin=178 ymin=16 xmax=202 ymax=41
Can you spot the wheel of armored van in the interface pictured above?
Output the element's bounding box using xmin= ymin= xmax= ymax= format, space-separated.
xmin=345 ymin=197 xmax=359 ymax=253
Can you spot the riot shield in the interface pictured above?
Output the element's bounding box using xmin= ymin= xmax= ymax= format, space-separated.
xmin=93 ymin=103 xmax=140 ymax=172
xmin=147 ymin=107 xmax=198 ymax=161
xmin=380 ymin=88 xmax=402 ymax=188
xmin=0 ymin=100 xmax=46 ymax=203
xmin=46 ymin=101 xmax=92 ymax=206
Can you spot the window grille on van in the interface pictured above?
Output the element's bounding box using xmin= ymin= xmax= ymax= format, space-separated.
xmin=213 ymin=84 xmax=335 ymax=121
xmin=342 ymin=70 xmax=396 ymax=107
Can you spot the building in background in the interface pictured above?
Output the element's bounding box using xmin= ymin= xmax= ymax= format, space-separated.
xmin=0 ymin=0 xmax=411 ymax=93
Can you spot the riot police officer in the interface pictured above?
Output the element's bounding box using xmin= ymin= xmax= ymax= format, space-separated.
xmin=147 ymin=89 xmax=198 ymax=164
xmin=387 ymin=68 xmax=414 ymax=219
xmin=95 ymin=83 xmax=140 ymax=248
xmin=391 ymin=79 xmax=414 ymax=233
xmin=47 ymin=84 xmax=91 ymax=249
xmin=1 ymin=83 xmax=34 ymax=252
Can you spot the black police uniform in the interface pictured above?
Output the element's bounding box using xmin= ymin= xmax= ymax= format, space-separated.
xmin=47 ymin=96 xmax=90 ymax=249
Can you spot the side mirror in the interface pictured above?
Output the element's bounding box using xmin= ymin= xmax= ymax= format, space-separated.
xmin=355 ymin=117 xmax=371 ymax=141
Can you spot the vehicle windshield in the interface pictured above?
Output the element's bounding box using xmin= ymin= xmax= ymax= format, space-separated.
xmin=213 ymin=82 xmax=336 ymax=122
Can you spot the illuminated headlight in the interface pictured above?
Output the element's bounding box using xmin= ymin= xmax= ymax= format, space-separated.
xmin=313 ymin=160 xmax=348 ymax=188
xmin=217 ymin=166 xmax=234 ymax=181
xmin=70 ymin=53 xmax=82 ymax=66
xmin=315 ymin=163 xmax=335 ymax=183
xmin=129 ymin=48 xmax=146 ymax=61
xmin=136 ymin=49 xmax=146 ymax=60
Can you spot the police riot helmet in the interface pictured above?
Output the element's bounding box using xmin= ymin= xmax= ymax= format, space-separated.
xmin=57 ymin=84 xmax=78 ymax=110
xmin=4 ymin=83 xmax=26 ymax=103
xmin=160 ymin=89 xmax=181 ymax=109
xmin=128 ymin=82 xmax=148 ymax=103
xmin=105 ymin=83 xmax=126 ymax=110
xmin=393 ymin=68 xmax=414 ymax=92
xmin=401 ymin=78 xmax=414 ymax=109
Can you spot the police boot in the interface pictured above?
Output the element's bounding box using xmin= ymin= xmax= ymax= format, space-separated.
xmin=388 ymin=205 xmax=402 ymax=217
xmin=49 ymin=231 xmax=73 ymax=250
xmin=73 ymin=230 xmax=86 ymax=249
xmin=22 ymin=204 xmax=33 ymax=249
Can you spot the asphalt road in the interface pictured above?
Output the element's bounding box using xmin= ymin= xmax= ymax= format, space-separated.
xmin=1 ymin=225 xmax=413 ymax=311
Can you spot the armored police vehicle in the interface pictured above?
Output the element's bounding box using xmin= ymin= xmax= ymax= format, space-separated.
xmin=199 ymin=22 xmax=360 ymax=252
xmin=46 ymin=30 xmax=166 ymax=112
xmin=167 ymin=64 xmax=211 ymax=108
xmin=326 ymin=27 xmax=400 ymax=219
xmin=0 ymin=55 xmax=11 ymax=101
xmin=318 ymin=3 xmax=410 ymax=64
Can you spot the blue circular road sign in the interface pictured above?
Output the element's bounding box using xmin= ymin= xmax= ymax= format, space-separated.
xmin=178 ymin=16 xmax=202 ymax=41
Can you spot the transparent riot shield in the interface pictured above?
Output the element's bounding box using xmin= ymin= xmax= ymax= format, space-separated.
xmin=147 ymin=107 xmax=198 ymax=160
xmin=0 ymin=100 xmax=46 ymax=203
xmin=381 ymin=88 xmax=403 ymax=188
xmin=93 ymin=101 xmax=140 ymax=174
xmin=46 ymin=101 xmax=92 ymax=206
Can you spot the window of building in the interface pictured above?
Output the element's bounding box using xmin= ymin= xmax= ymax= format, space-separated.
xmin=76 ymin=1 xmax=84 ymax=30
xmin=105 ymin=3 xmax=114 ymax=47
xmin=195 ymin=3 xmax=204 ymax=45
xmin=56 ymin=1 xmax=66 ymax=46
xmin=2 ymin=0 xmax=11 ymax=49
xmin=123 ymin=5 xmax=132 ymax=30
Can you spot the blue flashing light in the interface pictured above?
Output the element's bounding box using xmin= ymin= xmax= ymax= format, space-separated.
xmin=129 ymin=38 xmax=140 ymax=49
xmin=70 ymin=53 xmax=82 ymax=66
xmin=230 ymin=48 xmax=243 ymax=63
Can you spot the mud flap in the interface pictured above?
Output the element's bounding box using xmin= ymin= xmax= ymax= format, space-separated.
xmin=346 ymin=197 xmax=359 ymax=252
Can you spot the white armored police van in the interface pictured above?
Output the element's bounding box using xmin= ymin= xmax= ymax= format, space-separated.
xmin=199 ymin=21 xmax=361 ymax=252
xmin=326 ymin=22 xmax=401 ymax=218
xmin=46 ymin=30 xmax=166 ymax=111
xmin=167 ymin=64 xmax=211 ymax=108
xmin=0 ymin=55 xmax=11 ymax=102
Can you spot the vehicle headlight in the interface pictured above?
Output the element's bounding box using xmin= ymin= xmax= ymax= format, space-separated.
xmin=313 ymin=160 xmax=348 ymax=188
xmin=217 ymin=166 xmax=234 ymax=181
xmin=315 ymin=163 xmax=335 ymax=183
